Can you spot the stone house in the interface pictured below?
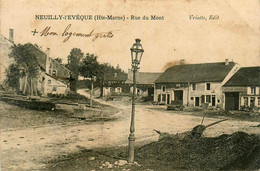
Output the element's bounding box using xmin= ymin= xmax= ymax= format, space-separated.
xmin=0 ymin=29 xmax=15 ymax=84
xmin=103 ymin=72 xmax=127 ymax=96
xmin=154 ymin=60 xmax=240 ymax=108
xmin=126 ymin=69 xmax=162 ymax=99
xmin=0 ymin=29 xmax=71 ymax=96
xmin=18 ymin=44 xmax=71 ymax=96
xmin=222 ymin=67 xmax=260 ymax=110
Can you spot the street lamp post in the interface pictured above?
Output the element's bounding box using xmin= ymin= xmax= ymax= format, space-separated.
xmin=128 ymin=38 xmax=144 ymax=163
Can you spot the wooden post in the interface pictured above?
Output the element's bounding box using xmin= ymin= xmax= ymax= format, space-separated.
xmin=90 ymin=79 xmax=93 ymax=106
xmin=187 ymin=82 xmax=190 ymax=107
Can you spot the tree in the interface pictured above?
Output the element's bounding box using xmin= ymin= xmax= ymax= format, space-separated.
xmin=7 ymin=43 xmax=39 ymax=96
xmin=67 ymin=48 xmax=83 ymax=79
xmin=79 ymin=53 xmax=101 ymax=105
xmin=79 ymin=53 xmax=100 ymax=79
xmin=67 ymin=48 xmax=84 ymax=91
xmin=79 ymin=54 xmax=126 ymax=97
xmin=4 ymin=63 xmax=21 ymax=91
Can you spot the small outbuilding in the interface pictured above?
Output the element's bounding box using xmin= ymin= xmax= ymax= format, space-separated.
xmin=222 ymin=67 xmax=260 ymax=110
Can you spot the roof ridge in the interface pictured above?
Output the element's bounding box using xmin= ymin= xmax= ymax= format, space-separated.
xmin=0 ymin=33 xmax=14 ymax=44
xmin=170 ymin=61 xmax=236 ymax=66
xmin=239 ymin=66 xmax=260 ymax=69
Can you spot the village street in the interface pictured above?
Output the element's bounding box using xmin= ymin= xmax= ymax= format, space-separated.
xmin=1 ymin=90 xmax=260 ymax=170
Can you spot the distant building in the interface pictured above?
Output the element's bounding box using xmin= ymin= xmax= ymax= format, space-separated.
xmin=222 ymin=67 xmax=260 ymax=110
xmin=103 ymin=72 xmax=127 ymax=96
xmin=126 ymin=69 xmax=162 ymax=99
xmin=154 ymin=60 xmax=240 ymax=107
xmin=0 ymin=29 xmax=15 ymax=84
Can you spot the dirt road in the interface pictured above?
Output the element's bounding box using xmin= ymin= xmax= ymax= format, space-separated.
xmin=1 ymin=93 xmax=259 ymax=170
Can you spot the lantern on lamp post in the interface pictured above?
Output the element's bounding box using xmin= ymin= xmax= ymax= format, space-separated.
xmin=128 ymin=38 xmax=144 ymax=163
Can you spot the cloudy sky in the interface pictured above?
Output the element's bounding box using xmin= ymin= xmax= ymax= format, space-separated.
xmin=1 ymin=0 xmax=259 ymax=72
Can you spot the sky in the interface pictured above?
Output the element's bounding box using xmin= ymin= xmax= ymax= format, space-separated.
xmin=1 ymin=0 xmax=259 ymax=72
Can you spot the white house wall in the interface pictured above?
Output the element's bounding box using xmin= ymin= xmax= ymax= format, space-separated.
xmin=0 ymin=35 xmax=14 ymax=84
xmin=189 ymin=82 xmax=222 ymax=107
xmin=44 ymin=74 xmax=68 ymax=95
xmin=154 ymin=82 xmax=223 ymax=107
xmin=222 ymin=86 xmax=260 ymax=109
xmin=103 ymin=86 xmax=122 ymax=96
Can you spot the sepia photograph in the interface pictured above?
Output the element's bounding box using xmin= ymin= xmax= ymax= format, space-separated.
xmin=0 ymin=0 xmax=260 ymax=170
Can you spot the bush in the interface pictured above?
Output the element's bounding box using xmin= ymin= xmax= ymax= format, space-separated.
xmin=240 ymin=105 xmax=252 ymax=111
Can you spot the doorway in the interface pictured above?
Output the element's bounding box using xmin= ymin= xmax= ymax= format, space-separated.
xmin=225 ymin=92 xmax=239 ymax=110
xmin=212 ymin=95 xmax=216 ymax=106
xmin=195 ymin=97 xmax=200 ymax=106
xmin=174 ymin=90 xmax=183 ymax=105
xmin=250 ymin=97 xmax=255 ymax=108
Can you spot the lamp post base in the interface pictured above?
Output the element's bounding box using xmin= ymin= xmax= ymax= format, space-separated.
xmin=128 ymin=133 xmax=135 ymax=163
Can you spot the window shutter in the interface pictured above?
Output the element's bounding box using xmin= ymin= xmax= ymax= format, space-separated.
xmin=241 ymin=97 xmax=244 ymax=106
xmin=256 ymin=87 xmax=259 ymax=95
xmin=201 ymin=95 xmax=205 ymax=103
xmin=247 ymin=87 xmax=251 ymax=95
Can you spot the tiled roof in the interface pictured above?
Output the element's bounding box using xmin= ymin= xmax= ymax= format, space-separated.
xmin=155 ymin=62 xmax=236 ymax=83
xmin=104 ymin=72 xmax=127 ymax=82
xmin=126 ymin=71 xmax=162 ymax=85
xmin=26 ymin=44 xmax=70 ymax=79
xmin=224 ymin=67 xmax=260 ymax=86
xmin=26 ymin=44 xmax=47 ymax=70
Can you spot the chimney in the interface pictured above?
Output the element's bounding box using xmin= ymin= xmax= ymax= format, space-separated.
xmin=9 ymin=29 xmax=14 ymax=42
xmin=180 ymin=59 xmax=185 ymax=65
xmin=225 ymin=59 xmax=229 ymax=65
xmin=46 ymin=48 xmax=50 ymax=73
xmin=46 ymin=48 xmax=50 ymax=57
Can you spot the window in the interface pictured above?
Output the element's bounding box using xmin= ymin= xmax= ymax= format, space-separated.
xmin=162 ymin=94 xmax=166 ymax=102
xmin=206 ymin=83 xmax=211 ymax=90
xmin=48 ymin=80 xmax=51 ymax=84
xmin=191 ymin=83 xmax=196 ymax=91
xmin=158 ymin=94 xmax=161 ymax=102
xmin=244 ymin=97 xmax=248 ymax=106
xmin=250 ymin=97 xmax=255 ymax=107
xmin=162 ymin=85 xmax=166 ymax=92
xmin=251 ymin=87 xmax=256 ymax=95
xmin=206 ymin=95 xmax=211 ymax=103
xmin=52 ymin=87 xmax=57 ymax=92
xmin=52 ymin=70 xmax=57 ymax=76
xmin=258 ymin=97 xmax=260 ymax=106
xmin=191 ymin=97 xmax=194 ymax=100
